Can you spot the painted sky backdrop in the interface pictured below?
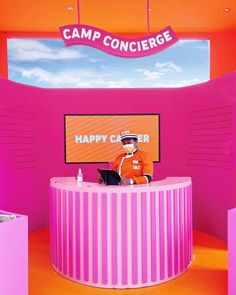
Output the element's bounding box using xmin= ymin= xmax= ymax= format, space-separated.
xmin=8 ymin=39 xmax=209 ymax=88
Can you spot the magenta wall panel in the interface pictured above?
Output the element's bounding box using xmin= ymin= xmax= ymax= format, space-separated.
xmin=0 ymin=72 xmax=236 ymax=239
xmin=0 ymin=80 xmax=47 ymax=231
xmin=0 ymin=108 xmax=36 ymax=170
xmin=228 ymin=208 xmax=236 ymax=295
xmin=50 ymin=177 xmax=192 ymax=288
xmin=0 ymin=210 xmax=28 ymax=295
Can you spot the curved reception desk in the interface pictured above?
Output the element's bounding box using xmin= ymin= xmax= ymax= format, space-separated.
xmin=49 ymin=177 xmax=192 ymax=289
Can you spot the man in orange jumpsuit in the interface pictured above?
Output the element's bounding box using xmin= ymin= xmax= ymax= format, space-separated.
xmin=113 ymin=130 xmax=153 ymax=185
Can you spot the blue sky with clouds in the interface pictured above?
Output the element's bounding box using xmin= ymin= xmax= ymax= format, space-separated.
xmin=8 ymin=39 xmax=209 ymax=88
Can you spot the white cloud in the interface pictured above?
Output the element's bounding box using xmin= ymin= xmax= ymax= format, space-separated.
xmin=152 ymin=78 xmax=202 ymax=88
xmin=8 ymin=39 xmax=86 ymax=61
xmin=173 ymin=40 xmax=209 ymax=49
xmin=136 ymin=61 xmax=182 ymax=80
xmin=10 ymin=65 xmax=205 ymax=88
xmin=10 ymin=66 xmax=134 ymax=88
xmin=182 ymin=78 xmax=200 ymax=84
xmin=155 ymin=61 xmax=182 ymax=73
xmin=105 ymin=79 xmax=134 ymax=88
xmin=136 ymin=68 xmax=164 ymax=80
xmin=87 ymin=58 xmax=103 ymax=63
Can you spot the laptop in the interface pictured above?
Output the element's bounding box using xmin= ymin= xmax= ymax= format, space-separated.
xmin=98 ymin=169 xmax=121 ymax=185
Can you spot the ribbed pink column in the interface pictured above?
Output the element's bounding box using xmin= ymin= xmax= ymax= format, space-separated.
xmin=50 ymin=177 xmax=192 ymax=289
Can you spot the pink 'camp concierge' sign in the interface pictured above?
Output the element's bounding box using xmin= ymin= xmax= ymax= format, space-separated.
xmin=59 ymin=24 xmax=178 ymax=58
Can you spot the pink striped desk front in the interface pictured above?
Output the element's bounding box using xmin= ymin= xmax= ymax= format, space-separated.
xmin=49 ymin=177 xmax=192 ymax=289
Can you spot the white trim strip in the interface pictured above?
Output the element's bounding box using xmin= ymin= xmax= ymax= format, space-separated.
xmin=144 ymin=174 xmax=153 ymax=179
xmin=118 ymin=157 xmax=125 ymax=176
xmin=144 ymin=175 xmax=149 ymax=184
xmin=120 ymin=134 xmax=138 ymax=140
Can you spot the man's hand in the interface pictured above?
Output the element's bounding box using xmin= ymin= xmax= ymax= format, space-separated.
xmin=119 ymin=178 xmax=131 ymax=186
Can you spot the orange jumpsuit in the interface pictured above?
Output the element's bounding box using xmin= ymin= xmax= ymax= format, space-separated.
xmin=113 ymin=149 xmax=153 ymax=184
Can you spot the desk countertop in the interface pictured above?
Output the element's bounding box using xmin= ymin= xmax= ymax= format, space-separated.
xmin=50 ymin=176 xmax=191 ymax=192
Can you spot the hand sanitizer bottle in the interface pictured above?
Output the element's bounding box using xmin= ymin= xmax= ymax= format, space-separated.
xmin=77 ymin=168 xmax=83 ymax=183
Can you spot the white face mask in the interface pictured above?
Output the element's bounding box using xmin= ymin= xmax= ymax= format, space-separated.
xmin=123 ymin=143 xmax=135 ymax=154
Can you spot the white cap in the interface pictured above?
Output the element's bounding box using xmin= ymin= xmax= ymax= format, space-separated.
xmin=120 ymin=130 xmax=138 ymax=141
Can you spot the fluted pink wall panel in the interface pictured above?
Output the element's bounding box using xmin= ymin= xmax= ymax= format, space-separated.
xmin=50 ymin=177 xmax=192 ymax=288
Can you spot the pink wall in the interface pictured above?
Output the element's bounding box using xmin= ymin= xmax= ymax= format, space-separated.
xmin=0 ymin=72 xmax=236 ymax=238
xmin=182 ymin=74 xmax=236 ymax=240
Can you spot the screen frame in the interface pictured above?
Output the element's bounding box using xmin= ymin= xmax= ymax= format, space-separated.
xmin=64 ymin=113 xmax=160 ymax=164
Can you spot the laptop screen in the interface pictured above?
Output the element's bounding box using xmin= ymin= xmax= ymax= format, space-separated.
xmin=98 ymin=169 xmax=121 ymax=185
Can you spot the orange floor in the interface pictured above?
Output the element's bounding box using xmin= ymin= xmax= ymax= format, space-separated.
xmin=29 ymin=229 xmax=227 ymax=295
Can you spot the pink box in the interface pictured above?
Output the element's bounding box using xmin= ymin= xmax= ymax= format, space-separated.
xmin=228 ymin=208 xmax=236 ymax=295
xmin=0 ymin=210 xmax=28 ymax=295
